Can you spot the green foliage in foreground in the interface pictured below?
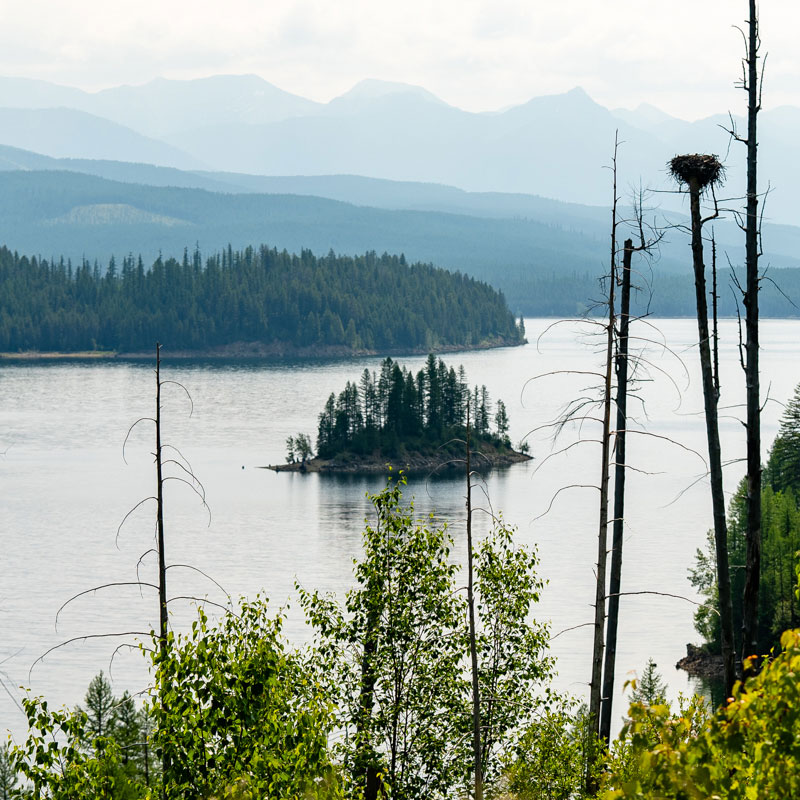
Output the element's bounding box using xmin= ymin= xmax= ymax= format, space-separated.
xmin=149 ymin=599 xmax=341 ymax=800
xmin=0 ymin=244 xmax=524 ymax=354
xmin=11 ymin=694 xmax=145 ymax=799
xmin=602 ymin=628 xmax=800 ymax=799
xmin=17 ymin=476 xmax=800 ymax=800
xmin=7 ymin=479 xmax=564 ymax=800
xmin=299 ymin=476 xmax=553 ymax=799
xmin=505 ymin=700 xmax=603 ymax=800
xmin=0 ymin=744 xmax=18 ymax=799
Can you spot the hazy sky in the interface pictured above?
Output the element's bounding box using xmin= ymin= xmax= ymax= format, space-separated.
xmin=1 ymin=1 xmax=797 ymax=119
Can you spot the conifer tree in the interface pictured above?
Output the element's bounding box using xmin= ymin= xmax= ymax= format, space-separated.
xmin=81 ymin=671 xmax=115 ymax=738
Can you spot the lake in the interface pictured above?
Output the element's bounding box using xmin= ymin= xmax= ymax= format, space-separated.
xmin=1 ymin=317 xmax=798 ymax=740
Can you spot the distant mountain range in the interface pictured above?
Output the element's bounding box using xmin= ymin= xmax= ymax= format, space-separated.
xmin=0 ymin=74 xmax=797 ymax=223
xmin=0 ymin=73 xmax=798 ymax=317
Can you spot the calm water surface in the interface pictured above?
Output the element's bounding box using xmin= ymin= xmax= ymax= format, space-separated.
xmin=1 ymin=318 xmax=799 ymax=739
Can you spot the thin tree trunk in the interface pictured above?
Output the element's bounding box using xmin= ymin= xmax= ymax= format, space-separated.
xmin=466 ymin=404 xmax=483 ymax=800
xmin=156 ymin=343 xmax=168 ymax=660
xmin=741 ymin=0 xmax=762 ymax=675
xmin=599 ymin=238 xmax=632 ymax=744
xmin=587 ymin=136 xmax=618 ymax=791
xmin=712 ymin=235 xmax=720 ymax=398
xmin=356 ymin=525 xmax=383 ymax=800
xmin=687 ymin=185 xmax=736 ymax=697
xmin=155 ymin=342 xmax=170 ymax=797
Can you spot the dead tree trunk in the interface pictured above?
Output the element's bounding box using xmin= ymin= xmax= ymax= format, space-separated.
xmin=669 ymin=157 xmax=736 ymax=698
xmin=689 ymin=179 xmax=735 ymax=696
xmin=466 ymin=405 xmax=483 ymax=800
xmin=154 ymin=342 xmax=170 ymax=794
xmin=599 ymin=237 xmax=632 ymax=744
xmin=741 ymin=0 xmax=762 ymax=675
xmin=156 ymin=343 xmax=168 ymax=659
xmin=587 ymin=137 xmax=618 ymax=791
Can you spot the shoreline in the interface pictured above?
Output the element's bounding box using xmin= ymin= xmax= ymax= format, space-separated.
xmin=675 ymin=643 xmax=724 ymax=679
xmin=0 ymin=336 xmax=523 ymax=362
xmin=262 ymin=449 xmax=532 ymax=475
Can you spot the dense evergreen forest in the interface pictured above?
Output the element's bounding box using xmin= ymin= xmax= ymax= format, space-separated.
xmin=691 ymin=382 xmax=800 ymax=655
xmin=312 ymin=354 xmax=515 ymax=460
xmin=0 ymin=244 xmax=524 ymax=354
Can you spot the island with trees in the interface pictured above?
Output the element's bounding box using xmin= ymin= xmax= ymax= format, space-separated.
xmin=274 ymin=354 xmax=531 ymax=474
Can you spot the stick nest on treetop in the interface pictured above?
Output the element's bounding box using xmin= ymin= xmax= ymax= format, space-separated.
xmin=669 ymin=154 xmax=725 ymax=190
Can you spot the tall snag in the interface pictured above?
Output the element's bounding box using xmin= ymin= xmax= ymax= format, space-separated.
xmin=465 ymin=405 xmax=483 ymax=800
xmin=154 ymin=342 xmax=170 ymax=795
xmin=155 ymin=343 xmax=168 ymax=660
xmin=599 ymin=237 xmax=632 ymax=744
xmin=740 ymin=0 xmax=762 ymax=674
xmin=669 ymin=155 xmax=736 ymax=697
xmin=587 ymin=136 xmax=618 ymax=787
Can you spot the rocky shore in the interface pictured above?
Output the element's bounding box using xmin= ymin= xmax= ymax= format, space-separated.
xmin=264 ymin=448 xmax=531 ymax=475
xmin=675 ymin=643 xmax=724 ymax=679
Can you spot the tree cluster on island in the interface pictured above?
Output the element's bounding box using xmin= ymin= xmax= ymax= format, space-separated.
xmin=0 ymin=244 xmax=524 ymax=355
xmin=282 ymin=354 xmax=520 ymax=467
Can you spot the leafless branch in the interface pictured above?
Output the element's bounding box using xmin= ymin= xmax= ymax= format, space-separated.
xmin=549 ymin=622 xmax=595 ymax=642
xmin=30 ymin=632 xmax=151 ymax=678
xmin=531 ymin=484 xmax=600 ymax=523
xmin=166 ymin=564 xmax=229 ymax=597
xmin=56 ymin=582 xmax=159 ymax=630
xmin=159 ymin=380 xmax=194 ymax=416
xmin=116 ymin=497 xmax=157 ymax=547
xmin=122 ymin=417 xmax=156 ymax=464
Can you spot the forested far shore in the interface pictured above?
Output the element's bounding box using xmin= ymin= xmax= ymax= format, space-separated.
xmin=0 ymin=244 xmax=524 ymax=355
xmin=505 ymin=266 xmax=800 ymax=318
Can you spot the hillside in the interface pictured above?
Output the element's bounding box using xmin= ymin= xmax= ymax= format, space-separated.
xmin=0 ymin=169 xmax=609 ymax=308
xmin=1 ymin=167 xmax=799 ymax=317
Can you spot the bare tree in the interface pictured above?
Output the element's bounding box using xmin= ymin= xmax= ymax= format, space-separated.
xmin=739 ymin=0 xmax=763 ymax=675
xmin=599 ymin=237 xmax=632 ymax=745
xmin=669 ymin=155 xmax=736 ymax=697
xmin=586 ymin=135 xmax=619 ymax=792
xmin=465 ymin=404 xmax=483 ymax=800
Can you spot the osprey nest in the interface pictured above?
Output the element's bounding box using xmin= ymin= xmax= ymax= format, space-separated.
xmin=669 ymin=154 xmax=725 ymax=189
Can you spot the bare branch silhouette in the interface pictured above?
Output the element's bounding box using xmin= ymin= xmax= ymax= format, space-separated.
xmin=122 ymin=417 xmax=156 ymax=464
xmin=531 ymin=484 xmax=600 ymax=524
xmin=116 ymin=497 xmax=157 ymax=547
xmin=30 ymin=632 xmax=151 ymax=679
xmin=165 ymin=565 xmax=229 ymax=597
xmin=56 ymin=582 xmax=159 ymax=630
xmin=159 ymin=380 xmax=194 ymax=416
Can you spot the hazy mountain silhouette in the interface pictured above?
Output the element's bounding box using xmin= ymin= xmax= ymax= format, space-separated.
xmin=0 ymin=74 xmax=798 ymax=222
xmin=0 ymin=107 xmax=203 ymax=168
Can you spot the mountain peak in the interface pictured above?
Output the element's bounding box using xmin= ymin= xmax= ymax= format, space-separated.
xmin=330 ymin=79 xmax=445 ymax=108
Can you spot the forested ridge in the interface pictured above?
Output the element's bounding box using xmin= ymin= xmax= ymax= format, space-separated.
xmin=0 ymin=244 xmax=524 ymax=354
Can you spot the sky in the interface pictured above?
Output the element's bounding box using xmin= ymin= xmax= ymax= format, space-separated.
xmin=0 ymin=1 xmax=798 ymax=120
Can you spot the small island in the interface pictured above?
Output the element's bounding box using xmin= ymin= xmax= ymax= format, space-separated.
xmin=267 ymin=354 xmax=532 ymax=474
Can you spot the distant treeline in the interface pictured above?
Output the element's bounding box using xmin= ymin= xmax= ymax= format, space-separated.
xmin=316 ymin=353 xmax=512 ymax=458
xmin=0 ymin=245 xmax=524 ymax=353
xmin=504 ymin=268 xmax=800 ymax=317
